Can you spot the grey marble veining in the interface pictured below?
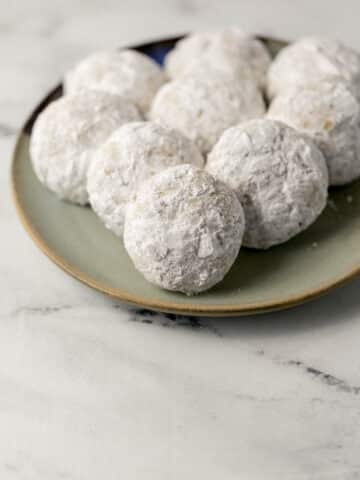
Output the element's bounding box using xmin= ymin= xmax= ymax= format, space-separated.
xmin=2 ymin=1 xmax=360 ymax=478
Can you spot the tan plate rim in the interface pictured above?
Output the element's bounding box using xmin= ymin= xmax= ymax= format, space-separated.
xmin=11 ymin=34 xmax=360 ymax=317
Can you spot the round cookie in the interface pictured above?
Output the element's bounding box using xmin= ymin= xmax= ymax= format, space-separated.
xmin=150 ymin=67 xmax=265 ymax=154
xmin=268 ymin=81 xmax=360 ymax=186
xmin=124 ymin=164 xmax=245 ymax=295
xmin=165 ymin=27 xmax=271 ymax=88
xmin=206 ymin=119 xmax=328 ymax=249
xmin=30 ymin=90 xmax=141 ymax=205
xmin=64 ymin=49 xmax=166 ymax=113
xmin=267 ymin=36 xmax=360 ymax=100
xmin=87 ymin=122 xmax=204 ymax=237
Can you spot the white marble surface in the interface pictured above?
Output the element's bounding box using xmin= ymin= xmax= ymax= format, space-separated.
xmin=2 ymin=1 xmax=360 ymax=478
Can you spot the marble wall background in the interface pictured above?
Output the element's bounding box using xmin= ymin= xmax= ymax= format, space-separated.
xmin=2 ymin=1 xmax=360 ymax=478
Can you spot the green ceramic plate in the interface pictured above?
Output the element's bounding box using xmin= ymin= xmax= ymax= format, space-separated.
xmin=11 ymin=35 xmax=360 ymax=316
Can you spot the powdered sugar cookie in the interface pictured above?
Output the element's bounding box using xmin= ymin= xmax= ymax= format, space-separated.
xmin=30 ymin=90 xmax=141 ymax=205
xmin=124 ymin=164 xmax=245 ymax=294
xmin=268 ymin=81 xmax=360 ymax=185
xmin=65 ymin=49 xmax=166 ymax=113
xmin=267 ymin=36 xmax=360 ymax=100
xmin=206 ymin=119 xmax=328 ymax=249
xmin=87 ymin=122 xmax=204 ymax=237
xmin=150 ymin=67 xmax=265 ymax=153
xmin=165 ymin=27 xmax=271 ymax=88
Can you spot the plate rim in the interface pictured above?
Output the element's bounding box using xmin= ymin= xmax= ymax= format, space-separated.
xmin=11 ymin=34 xmax=360 ymax=317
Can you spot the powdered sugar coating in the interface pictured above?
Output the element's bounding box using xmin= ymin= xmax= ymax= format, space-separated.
xmin=268 ymin=81 xmax=360 ymax=186
xmin=165 ymin=27 xmax=271 ymax=88
xmin=267 ymin=36 xmax=360 ymax=100
xmin=206 ymin=119 xmax=328 ymax=249
xmin=124 ymin=164 xmax=245 ymax=294
xmin=30 ymin=90 xmax=142 ymax=205
xmin=150 ymin=68 xmax=265 ymax=153
xmin=87 ymin=122 xmax=204 ymax=237
xmin=65 ymin=49 xmax=166 ymax=113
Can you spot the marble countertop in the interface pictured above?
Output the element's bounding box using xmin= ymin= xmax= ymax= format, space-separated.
xmin=2 ymin=1 xmax=360 ymax=478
